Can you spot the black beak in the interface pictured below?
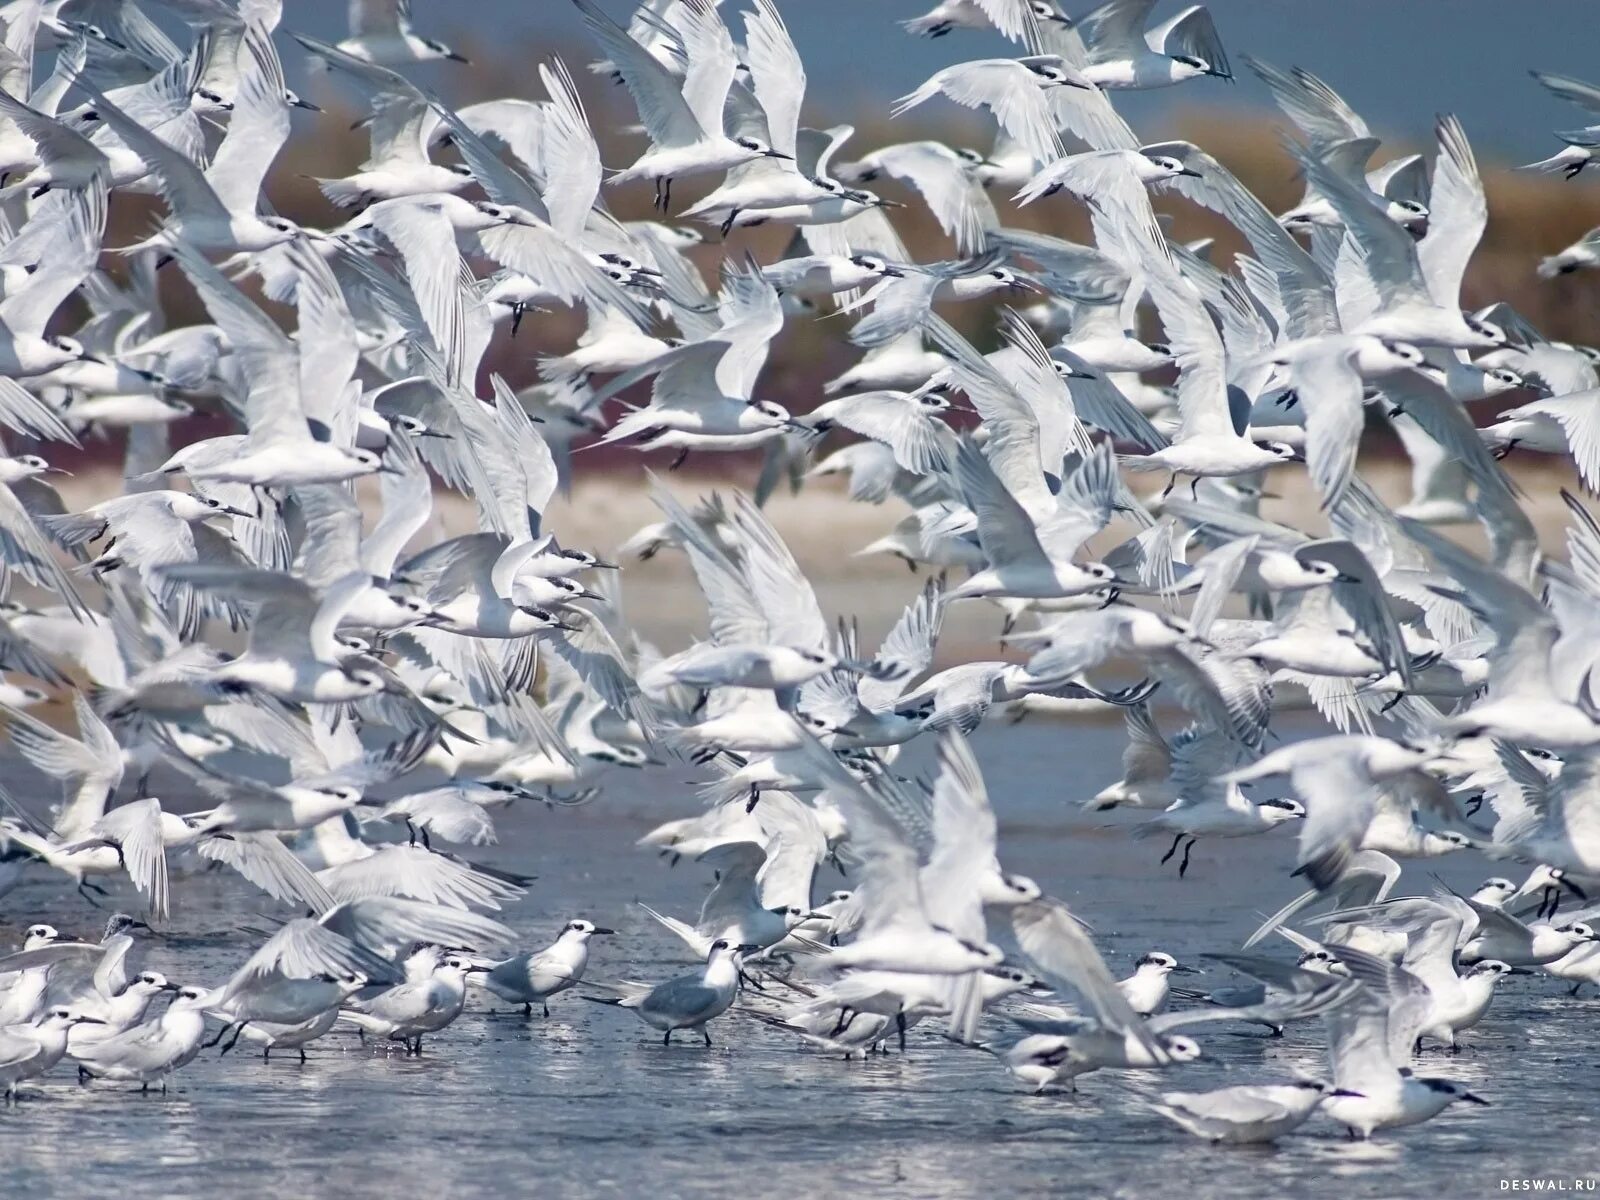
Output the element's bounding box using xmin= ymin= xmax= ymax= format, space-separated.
xmin=763 ymin=150 xmax=793 ymax=160
xmin=881 ymin=267 xmax=906 ymax=278
xmin=1331 ymin=1088 xmax=1364 ymax=1098
xmin=73 ymin=1015 xmax=107 ymax=1025
xmin=445 ymin=51 xmax=471 ymax=64
xmin=1171 ymin=964 xmax=1199 ymax=975
xmin=292 ymin=97 xmax=322 ymax=112
xmin=1463 ymin=1092 xmax=1491 ymax=1106
xmin=1178 ymin=167 xmax=1203 ymax=178
xmin=591 ymin=927 xmax=616 ymax=935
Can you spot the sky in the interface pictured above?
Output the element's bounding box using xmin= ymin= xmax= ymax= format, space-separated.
xmin=276 ymin=0 xmax=1600 ymax=162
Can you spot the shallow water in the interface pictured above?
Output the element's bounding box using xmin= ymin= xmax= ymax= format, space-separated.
xmin=4 ymin=721 xmax=1597 ymax=1199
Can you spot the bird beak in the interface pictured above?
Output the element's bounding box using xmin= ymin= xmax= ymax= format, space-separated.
xmin=587 ymin=558 xmax=618 ymax=570
xmin=801 ymin=911 xmax=831 ymax=921
xmin=1171 ymin=964 xmax=1199 ymax=975
xmin=73 ymin=1015 xmax=106 ymax=1025
xmin=160 ymin=981 xmax=181 ymax=992
xmin=881 ymin=267 xmax=906 ymax=278
xmin=735 ymin=943 xmax=762 ymax=954
xmin=292 ymin=97 xmax=322 ymax=112
xmin=1334 ymin=573 xmax=1363 ymax=584
xmin=1462 ymin=1092 xmax=1491 ymax=1106
xmin=45 ymin=465 xmax=72 ymax=475
xmin=763 ymin=150 xmax=793 ymax=160
xmin=874 ymin=197 xmax=905 ymax=208
xmin=445 ymin=51 xmax=471 ymax=64
xmin=1331 ymin=1088 xmax=1364 ymax=1098
xmin=591 ymin=927 xmax=616 ymax=935
xmin=221 ymin=505 xmax=253 ymax=518
xmin=1178 ymin=167 xmax=1203 ymax=178
xmin=1506 ymin=966 xmax=1536 ymax=975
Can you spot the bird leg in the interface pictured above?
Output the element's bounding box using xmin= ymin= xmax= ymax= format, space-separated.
xmin=897 ymin=1012 xmax=907 ymax=1052
xmin=669 ymin=447 xmax=690 ymax=471
xmin=298 ymin=1049 xmax=307 ymax=1065
xmin=702 ymin=1027 xmax=713 ymax=1047
xmin=1178 ymin=837 xmax=1197 ymax=879
xmin=1571 ymin=982 xmax=1586 ymax=998
xmin=221 ymin=1023 xmax=247 ymax=1055
xmin=663 ymin=1029 xmax=672 ymax=1046
xmin=203 ymin=1022 xmax=236 ymax=1050
xmin=720 ymin=209 xmax=739 ymax=236
xmin=737 ymin=966 xmax=767 ymax=993
xmin=1159 ymin=832 xmax=1184 ymax=865
xmin=542 ymin=1001 xmax=550 ymax=1018
xmin=1160 ymin=473 xmax=1178 ymax=499
xmin=510 ymin=303 xmax=527 ymax=338
xmin=745 ymin=784 xmax=761 ymax=813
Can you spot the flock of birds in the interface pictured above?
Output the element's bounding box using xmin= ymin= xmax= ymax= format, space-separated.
xmin=0 ymin=0 xmax=1598 ymax=1152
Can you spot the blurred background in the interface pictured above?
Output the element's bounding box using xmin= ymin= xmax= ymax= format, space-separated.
xmin=195 ymin=0 xmax=1600 ymax=419
xmin=54 ymin=0 xmax=1593 ymax=649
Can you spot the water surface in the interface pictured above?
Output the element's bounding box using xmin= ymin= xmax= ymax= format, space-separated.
xmin=4 ymin=722 xmax=1594 ymax=1199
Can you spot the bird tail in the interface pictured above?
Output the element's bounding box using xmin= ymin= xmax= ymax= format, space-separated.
xmin=1241 ymin=886 xmax=1319 ymax=949
xmin=898 ymin=15 xmax=948 ymax=40
xmin=637 ymin=902 xmax=704 ymax=956
xmin=37 ymin=511 xmax=106 ymax=552
xmin=1516 ymin=146 xmax=1589 ymax=172
xmin=310 ymin=176 xmax=371 ymax=210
